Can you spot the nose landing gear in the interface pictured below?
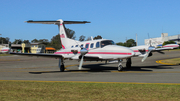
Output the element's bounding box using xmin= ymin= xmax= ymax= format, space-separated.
xmin=118 ymin=59 xmax=123 ymax=71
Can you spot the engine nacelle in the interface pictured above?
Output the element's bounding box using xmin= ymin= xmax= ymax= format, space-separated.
xmin=148 ymin=52 xmax=153 ymax=57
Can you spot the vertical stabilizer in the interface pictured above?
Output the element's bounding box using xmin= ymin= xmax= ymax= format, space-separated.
xmin=26 ymin=19 xmax=90 ymax=49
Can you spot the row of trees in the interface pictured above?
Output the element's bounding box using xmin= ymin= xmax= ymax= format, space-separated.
xmin=1 ymin=28 xmax=177 ymax=50
xmin=0 ymin=28 xmax=104 ymax=50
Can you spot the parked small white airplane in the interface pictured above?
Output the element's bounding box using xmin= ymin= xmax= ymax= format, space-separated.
xmin=10 ymin=19 xmax=179 ymax=71
xmin=162 ymin=44 xmax=179 ymax=48
xmin=1 ymin=47 xmax=10 ymax=53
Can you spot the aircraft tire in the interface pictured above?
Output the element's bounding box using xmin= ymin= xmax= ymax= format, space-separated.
xmin=126 ymin=63 xmax=131 ymax=68
xmin=60 ymin=65 xmax=65 ymax=72
xmin=118 ymin=65 xmax=123 ymax=71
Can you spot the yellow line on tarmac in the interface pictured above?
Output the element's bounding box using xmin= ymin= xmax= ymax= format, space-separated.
xmin=156 ymin=60 xmax=177 ymax=65
xmin=0 ymin=80 xmax=180 ymax=85
xmin=0 ymin=59 xmax=21 ymax=61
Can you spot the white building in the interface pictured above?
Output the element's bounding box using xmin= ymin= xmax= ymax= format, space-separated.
xmin=145 ymin=33 xmax=180 ymax=47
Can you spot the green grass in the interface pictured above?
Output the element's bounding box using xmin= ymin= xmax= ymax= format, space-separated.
xmin=161 ymin=58 xmax=180 ymax=65
xmin=0 ymin=53 xmax=12 ymax=56
xmin=0 ymin=81 xmax=180 ymax=101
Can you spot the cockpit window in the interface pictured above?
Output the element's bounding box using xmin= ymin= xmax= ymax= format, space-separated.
xmin=101 ymin=40 xmax=115 ymax=48
xmin=75 ymin=45 xmax=78 ymax=47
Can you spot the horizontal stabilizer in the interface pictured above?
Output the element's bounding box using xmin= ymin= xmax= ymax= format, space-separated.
xmin=25 ymin=20 xmax=90 ymax=25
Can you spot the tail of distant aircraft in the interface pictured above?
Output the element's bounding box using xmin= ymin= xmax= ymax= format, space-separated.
xmin=26 ymin=19 xmax=90 ymax=49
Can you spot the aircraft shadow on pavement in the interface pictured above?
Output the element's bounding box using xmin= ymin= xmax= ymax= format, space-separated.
xmin=29 ymin=64 xmax=174 ymax=74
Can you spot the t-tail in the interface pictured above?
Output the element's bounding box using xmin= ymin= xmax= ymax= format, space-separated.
xmin=26 ymin=19 xmax=90 ymax=49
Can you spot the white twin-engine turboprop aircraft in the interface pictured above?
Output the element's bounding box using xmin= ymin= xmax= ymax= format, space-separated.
xmin=10 ymin=19 xmax=179 ymax=71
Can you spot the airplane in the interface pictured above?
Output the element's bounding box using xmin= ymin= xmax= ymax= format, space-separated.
xmin=1 ymin=47 xmax=10 ymax=53
xmin=162 ymin=44 xmax=179 ymax=49
xmin=9 ymin=19 xmax=179 ymax=71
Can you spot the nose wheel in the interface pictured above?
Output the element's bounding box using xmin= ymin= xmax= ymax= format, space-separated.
xmin=118 ymin=59 xmax=123 ymax=71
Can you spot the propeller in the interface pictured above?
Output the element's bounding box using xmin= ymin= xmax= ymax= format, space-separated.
xmin=78 ymin=46 xmax=88 ymax=70
xmin=141 ymin=40 xmax=155 ymax=62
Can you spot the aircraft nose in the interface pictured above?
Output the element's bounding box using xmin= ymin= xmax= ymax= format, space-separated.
xmin=131 ymin=50 xmax=135 ymax=56
xmin=118 ymin=46 xmax=135 ymax=56
xmin=127 ymin=48 xmax=135 ymax=56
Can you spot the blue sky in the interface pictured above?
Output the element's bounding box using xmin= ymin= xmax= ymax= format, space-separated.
xmin=1 ymin=0 xmax=180 ymax=45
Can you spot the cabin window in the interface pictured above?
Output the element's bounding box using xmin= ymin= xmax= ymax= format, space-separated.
xmin=80 ymin=44 xmax=84 ymax=48
xmin=85 ymin=43 xmax=89 ymax=49
xmin=90 ymin=43 xmax=94 ymax=48
xmin=101 ymin=40 xmax=115 ymax=48
xmin=75 ymin=45 xmax=78 ymax=47
xmin=71 ymin=46 xmax=74 ymax=48
xmin=96 ymin=42 xmax=100 ymax=48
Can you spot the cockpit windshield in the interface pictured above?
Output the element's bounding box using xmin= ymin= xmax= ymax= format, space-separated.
xmin=101 ymin=40 xmax=115 ymax=48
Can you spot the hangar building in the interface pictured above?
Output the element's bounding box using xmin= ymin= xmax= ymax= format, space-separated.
xmin=145 ymin=33 xmax=180 ymax=47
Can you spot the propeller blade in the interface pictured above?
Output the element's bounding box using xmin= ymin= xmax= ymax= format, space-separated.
xmin=141 ymin=50 xmax=152 ymax=62
xmin=78 ymin=55 xmax=84 ymax=70
xmin=78 ymin=47 xmax=88 ymax=70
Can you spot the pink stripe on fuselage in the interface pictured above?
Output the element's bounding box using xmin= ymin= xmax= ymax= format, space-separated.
xmin=163 ymin=45 xmax=179 ymax=47
xmin=1 ymin=49 xmax=9 ymax=51
xmin=54 ymin=52 xmax=132 ymax=55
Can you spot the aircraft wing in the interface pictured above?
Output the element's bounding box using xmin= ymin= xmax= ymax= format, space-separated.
xmin=10 ymin=52 xmax=63 ymax=58
xmin=154 ymin=47 xmax=173 ymax=51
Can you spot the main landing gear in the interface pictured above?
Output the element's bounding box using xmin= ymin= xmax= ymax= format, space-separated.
xmin=59 ymin=58 xmax=65 ymax=72
xmin=126 ymin=58 xmax=132 ymax=68
xmin=118 ymin=58 xmax=132 ymax=71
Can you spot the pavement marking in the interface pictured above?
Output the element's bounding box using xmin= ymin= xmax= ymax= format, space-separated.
xmin=156 ymin=60 xmax=179 ymax=65
xmin=0 ymin=80 xmax=180 ymax=85
xmin=0 ymin=59 xmax=21 ymax=61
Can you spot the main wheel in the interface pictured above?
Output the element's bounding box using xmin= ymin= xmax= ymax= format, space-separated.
xmin=118 ymin=64 xmax=123 ymax=71
xmin=60 ymin=65 xmax=65 ymax=72
xmin=126 ymin=63 xmax=131 ymax=68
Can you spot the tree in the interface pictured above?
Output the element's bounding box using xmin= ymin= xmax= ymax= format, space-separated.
xmin=79 ymin=35 xmax=86 ymax=41
xmin=12 ymin=39 xmax=23 ymax=44
xmin=66 ymin=28 xmax=76 ymax=39
xmin=116 ymin=39 xmax=136 ymax=47
xmin=31 ymin=39 xmax=39 ymax=43
xmin=163 ymin=41 xmax=176 ymax=46
xmin=86 ymin=37 xmax=91 ymax=41
xmin=125 ymin=39 xmax=136 ymax=47
xmin=116 ymin=42 xmax=125 ymax=46
xmin=38 ymin=39 xmax=50 ymax=45
xmin=23 ymin=40 xmax=30 ymax=44
xmin=0 ymin=37 xmax=10 ymax=44
xmin=50 ymin=34 xmax=61 ymax=50
xmin=93 ymin=35 xmax=102 ymax=40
